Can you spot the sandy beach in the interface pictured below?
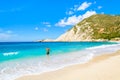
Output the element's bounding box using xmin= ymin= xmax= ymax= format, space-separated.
xmin=16 ymin=50 xmax=120 ymax=80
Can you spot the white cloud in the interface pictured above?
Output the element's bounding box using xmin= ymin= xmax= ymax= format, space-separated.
xmin=65 ymin=2 xmax=92 ymax=15
xmin=77 ymin=2 xmax=92 ymax=11
xmin=42 ymin=22 xmax=50 ymax=25
xmin=35 ymin=27 xmax=39 ymax=30
xmin=73 ymin=5 xmax=78 ymax=11
xmin=0 ymin=33 xmax=11 ymax=39
xmin=66 ymin=2 xmax=92 ymax=15
xmin=82 ymin=10 xmax=96 ymax=19
xmin=55 ymin=16 xmax=81 ymax=27
xmin=43 ymin=28 xmax=48 ymax=32
xmin=98 ymin=6 xmax=102 ymax=9
xmin=55 ymin=11 xmax=96 ymax=27
xmin=0 ymin=30 xmax=16 ymax=40
xmin=46 ymin=25 xmax=51 ymax=27
xmin=66 ymin=11 xmax=74 ymax=15
xmin=65 ymin=4 xmax=78 ymax=15
xmin=42 ymin=22 xmax=51 ymax=27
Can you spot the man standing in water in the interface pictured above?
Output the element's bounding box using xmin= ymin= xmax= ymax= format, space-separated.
xmin=46 ymin=48 xmax=50 ymax=55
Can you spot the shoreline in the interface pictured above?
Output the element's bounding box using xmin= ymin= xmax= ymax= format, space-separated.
xmin=16 ymin=50 xmax=120 ymax=80
xmin=1 ymin=42 xmax=120 ymax=80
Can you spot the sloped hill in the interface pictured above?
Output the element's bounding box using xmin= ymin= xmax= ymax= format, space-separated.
xmin=56 ymin=14 xmax=120 ymax=41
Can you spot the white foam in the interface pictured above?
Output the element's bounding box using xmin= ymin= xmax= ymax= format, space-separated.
xmin=86 ymin=44 xmax=120 ymax=50
xmin=0 ymin=43 xmax=120 ymax=80
xmin=0 ymin=51 xmax=94 ymax=80
xmin=3 ymin=52 xmax=19 ymax=56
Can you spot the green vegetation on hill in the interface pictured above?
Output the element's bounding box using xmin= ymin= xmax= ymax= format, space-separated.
xmin=75 ymin=14 xmax=120 ymax=40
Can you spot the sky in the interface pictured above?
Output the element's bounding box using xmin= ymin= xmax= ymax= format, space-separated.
xmin=0 ymin=0 xmax=120 ymax=42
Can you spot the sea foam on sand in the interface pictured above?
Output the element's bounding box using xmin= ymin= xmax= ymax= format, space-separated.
xmin=0 ymin=43 xmax=120 ymax=80
xmin=16 ymin=50 xmax=120 ymax=80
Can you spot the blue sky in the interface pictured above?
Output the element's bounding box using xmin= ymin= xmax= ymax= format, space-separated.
xmin=0 ymin=0 xmax=120 ymax=42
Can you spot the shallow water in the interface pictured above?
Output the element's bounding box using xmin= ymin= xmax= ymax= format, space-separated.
xmin=0 ymin=42 xmax=119 ymax=80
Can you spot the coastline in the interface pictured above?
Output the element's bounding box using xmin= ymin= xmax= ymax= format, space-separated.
xmin=16 ymin=50 xmax=120 ymax=80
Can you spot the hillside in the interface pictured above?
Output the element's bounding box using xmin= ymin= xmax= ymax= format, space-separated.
xmin=55 ymin=14 xmax=120 ymax=41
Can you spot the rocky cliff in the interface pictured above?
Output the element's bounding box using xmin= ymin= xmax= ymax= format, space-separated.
xmin=56 ymin=14 xmax=120 ymax=41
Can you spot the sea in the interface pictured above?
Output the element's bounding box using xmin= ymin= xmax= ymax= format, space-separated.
xmin=0 ymin=42 xmax=120 ymax=80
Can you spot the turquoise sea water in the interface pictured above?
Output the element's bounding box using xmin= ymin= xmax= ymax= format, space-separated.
xmin=0 ymin=42 xmax=116 ymax=62
xmin=0 ymin=42 xmax=120 ymax=80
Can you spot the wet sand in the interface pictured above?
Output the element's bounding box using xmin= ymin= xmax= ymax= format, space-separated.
xmin=16 ymin=50 xmax=120 ymax=80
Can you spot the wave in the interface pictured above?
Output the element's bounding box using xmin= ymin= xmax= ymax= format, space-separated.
xmin=0 ymin=43 xmax=120 ymax=80
xmin=0 ymin=50 xmax=94 ymax=80
xmin=3 ymin=52 xmax=19 ymax=56
xmin=86 ymin=44 xmax=120 ymax=50
xmin=85 ymin=43 xmax=120 ymax=56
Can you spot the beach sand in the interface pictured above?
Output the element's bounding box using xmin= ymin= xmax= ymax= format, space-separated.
xmin=16 ymin=50 xmax=120 ymax=80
